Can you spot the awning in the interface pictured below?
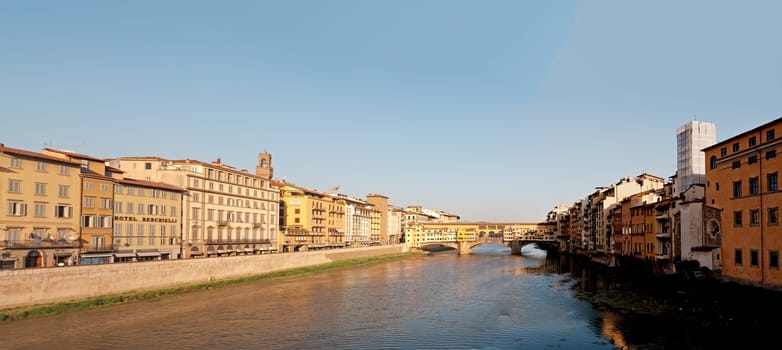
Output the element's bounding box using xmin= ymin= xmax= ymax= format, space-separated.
xmin=113 ymin=252 xmax=136 ymax=258
xmin=81 ymin=253 xmax=112 ymax=258
xmin=136 ymin=252 xmax=161 ymax=257
xmin=54 ymin=252 xmax=74 ymax=257
xmin=244 ymin=248 xmax=253 ymax=252
xmin=189 ymin=251 xmax=204 ymax=256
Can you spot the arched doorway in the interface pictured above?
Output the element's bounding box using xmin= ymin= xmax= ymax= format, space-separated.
xmin=25 ymin=250 xmax=43 ymax=268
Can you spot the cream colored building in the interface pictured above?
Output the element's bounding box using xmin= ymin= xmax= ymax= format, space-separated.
xmin=112 ymin=177 xmax=185 ymax=261
xmin=0 ymin=144 xmax=82 ymax=269
xmin=342 ymin=195 xmax=373 ymax=246
xmin=110 ymin=152 xmax=279 ymax=258
xmin=388 ymin=206 xmax=403 ymax=244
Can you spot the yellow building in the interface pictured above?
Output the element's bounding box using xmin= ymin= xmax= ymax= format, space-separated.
xmin=0 ymin=144 xmax=82 ymax=268
xmin=43 ymin=148 xmax=116 ymax=264
xmin=276 ymin=181 xmax=348 ymax=251
xmin=367 ymin=194 xmax=389 ymax=244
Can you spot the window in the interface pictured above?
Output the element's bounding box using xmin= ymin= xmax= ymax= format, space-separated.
xmin=84 ymin=197 xmax=94 ymax=208
xmin=732 ymin=160 xmax=741 ymax=169
xmin=115 ymin=201 xmax=123 ymax=213
xmin=720 ymin=147 xmax=727 ymax=157
xmin=749 ymin=136 xmax=757 ymax=147
xmin=715 ymin=183 xmax=720 ymax=191
xmin=768 ymin=129 xmax=776 ymax=141
xmin=295 ymin=208 xmax=301 ymax=214
xmin=91 ymin=236 xmax=106 ymax=251
xmin=84 ymin=182 xmax=93 ymax=190
xmin=769 ymin=173 xmax=779 ymax=192
xmin=8 ymin=179 xmax=21 ymax=193
xmin=137 ymin=203 xmax=144 ymax=214
xmin=127 ymin=203 xmax=134 ymax=214
xmin=769 ymin=207 xmax=779 ymax=225
xmin=100 ymin=198 xmax=113 ymax=209
xmin=750 ymin=209 xmax=760 ymax=226
xmin=8 ymin=201 xmax=27 ymax=216
xmin=58 ymin=185 xmax=69 ymax=198
xmin=295 ymin=217 xmax=300 ymax=223
xmin=34 ymin=203 xmax=46 ymax=217
xmin=145 ymin=162 xmax=152 ymax=170
xmin=137 ymin=224 xmax=144 ymax=245
xmin=54 ymin=204 xmax=72 ymax=218
xmin=34 ymin=183 xmax=46 ymax=196
xmin=192 ymin=179 xmax=200 ymax=188
xmin=751 ymin=249 xmax=759 ymax=267
xmin=735 ymin=249 xmax=743 ymax=266
xmin=710 ymin=156 xmax=717 ymax=169
xmin=147 ymin=205 xmax=158 ymax=215
xmin=36 ymin=161 xmax=46 ymax=172
xmin=767 ymin=150 xmax=777 ymax=160
xmin=734 ymin=211 xmax=742 ymax=227
xmin=59 ymin=165 xmax=69 ymax=175
xmin=192 ymin=208 xmax=200 ymax=220
xmin=170 ymin=206 xmax=176 ymax=217
xmin=733 ymin=142 xmax=740 ymax=152
xmin=733 ymin=181 xmax=742 ymax=198
xmin=10 ymin=157 xmax=21 ymax=168
xmin=749 ymin=156 xmax=758 ymax=165
xmin=771 ymin=251 xmax=779 ymax=270
xmin=100 ymin=184 xmax=109 ymax=192
xmin=750 ymin=177 xmax=759 ymax=195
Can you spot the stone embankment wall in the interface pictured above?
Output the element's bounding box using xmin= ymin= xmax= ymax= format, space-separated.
xmin=0 ymin=245 xmax=407 ymax=310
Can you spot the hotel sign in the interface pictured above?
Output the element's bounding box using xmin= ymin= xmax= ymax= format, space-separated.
xmin=114 ymin=216 xmax=178 ymax=223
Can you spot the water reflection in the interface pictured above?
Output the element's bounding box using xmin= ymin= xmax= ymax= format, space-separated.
xmin=11 ymin=252 xmax=756 ymax=349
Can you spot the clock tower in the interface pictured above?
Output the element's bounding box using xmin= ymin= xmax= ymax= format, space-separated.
xmin=256 ymin=150 xmax=273 ymax=180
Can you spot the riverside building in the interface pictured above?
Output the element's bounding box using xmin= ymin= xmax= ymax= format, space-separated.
xmin=704 ymin=117 xmax=782 ymax=289
xmin=43 ymin=148 xmax=118 ymax=264
xmin=111 ymin=152 xmax=279 ymax=258
xmin=0 ymin=144 xmax=82 ymax=268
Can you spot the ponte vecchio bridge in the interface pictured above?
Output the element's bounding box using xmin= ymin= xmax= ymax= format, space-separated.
xmin=407 ymin=222 xmax=560 ymax=255
xmin=421 ymin=236 xmax=560 ymax=255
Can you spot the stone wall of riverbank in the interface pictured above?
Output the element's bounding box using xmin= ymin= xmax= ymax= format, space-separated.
xmin=0 ymin=245 xmax=407 ymax=310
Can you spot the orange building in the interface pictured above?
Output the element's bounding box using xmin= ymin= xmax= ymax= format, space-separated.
xmin=704 ymin=117 xmax=782 ymax=289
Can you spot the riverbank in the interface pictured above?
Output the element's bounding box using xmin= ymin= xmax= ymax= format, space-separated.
xmin=0 ymin=251 xmax=419 ymax=324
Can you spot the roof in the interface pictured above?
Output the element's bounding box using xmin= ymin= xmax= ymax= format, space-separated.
xmin=0 ymin=144 xmax=82 ymax=166
xmin=117 ymin=177 xmax=186 ymax=192
xmin=43 ymin=147 xmax=105 ymax=162
xmin=702 ymin=116 xmax=782 ymax=152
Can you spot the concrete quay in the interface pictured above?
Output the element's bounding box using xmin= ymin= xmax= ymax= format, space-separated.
xmin=0 ymin=245 xmax=407 ymax=310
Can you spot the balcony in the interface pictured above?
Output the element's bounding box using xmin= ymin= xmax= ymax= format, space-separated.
xmin=217 ymin=220 xmax=229 ymax=226
xmin=3 ymin=239 xmax=80 ymax=249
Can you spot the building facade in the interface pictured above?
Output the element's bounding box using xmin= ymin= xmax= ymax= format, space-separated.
xmin=704 ymin=117 xmax=782 ymax=289
xmin=0 ymin=144 xmax=82 ymax=268
xmin=112 ymin=152 xmax=279 ymax=258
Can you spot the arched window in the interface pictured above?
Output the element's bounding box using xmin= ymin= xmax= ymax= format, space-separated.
xmin=710 ymin=155 xmax=717 ymax=169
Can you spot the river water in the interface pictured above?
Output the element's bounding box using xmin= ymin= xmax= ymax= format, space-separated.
xmin=1 ymin=244 xmax=779 ymax=349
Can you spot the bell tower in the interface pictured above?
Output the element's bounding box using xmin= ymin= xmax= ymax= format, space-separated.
xmin=256 ymin=150 xmax=273 ymax=180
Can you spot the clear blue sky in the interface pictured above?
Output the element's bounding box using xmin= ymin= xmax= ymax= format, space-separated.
xmin=2 ymin=1 xmax=781 ymax=222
